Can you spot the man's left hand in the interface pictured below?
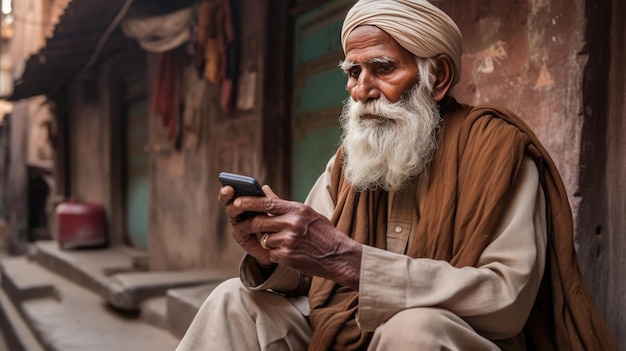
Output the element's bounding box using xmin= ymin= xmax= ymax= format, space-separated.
xmin=232 ymin=186 xmax=362 ymax=290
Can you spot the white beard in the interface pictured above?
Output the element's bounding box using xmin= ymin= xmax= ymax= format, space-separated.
xmin=339 ymin=83 xmax=441 ymax=192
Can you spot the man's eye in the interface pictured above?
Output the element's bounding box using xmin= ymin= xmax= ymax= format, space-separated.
xmin=378 ymin=65 xmax=393 ymax=73
xmin=349 ymin=69 xmax=360 ymax=78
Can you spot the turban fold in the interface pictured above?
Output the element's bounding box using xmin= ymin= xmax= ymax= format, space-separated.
xmin=341 ymin=0 xmax=463 ymax=84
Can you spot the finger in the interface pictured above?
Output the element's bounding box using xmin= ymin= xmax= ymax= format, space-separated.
xmin=218 ymin=186 xmax=236 ymax=206
xmin=235 ymin=196 xmax=295 ymax=217
xmin=258 ymin=232 xmax=272 ymax=250
xmin=232 ymin=221 xmax=259 ymax=242
xmin=259 ymin=232 xmax=284 ymax=251
xmin=262 ymin=185 xmax=279 ymax=199
xmin=255 ymin=232 xmax=264 ymax=243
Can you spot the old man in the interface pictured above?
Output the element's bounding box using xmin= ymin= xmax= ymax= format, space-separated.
xmin=178 ymin=0 xmax=615 ymax=350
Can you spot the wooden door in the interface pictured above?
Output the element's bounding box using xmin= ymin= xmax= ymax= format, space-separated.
xmin=124 ymin=91 xmax=149 ymax=250
xmin=291 ymin=0 xmax=354 ymax=201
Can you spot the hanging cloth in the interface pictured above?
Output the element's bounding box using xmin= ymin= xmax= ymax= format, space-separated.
xmin=122 ymin=7 xmax=193 ymax=53
xmin=197 ymin=0 xmax=237 ymax=112
xmin=151 ymin=50 xmax=183 ymax=141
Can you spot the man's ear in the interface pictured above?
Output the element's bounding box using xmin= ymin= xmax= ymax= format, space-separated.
xmin=432 ymin=55 xmax=455 ymax=101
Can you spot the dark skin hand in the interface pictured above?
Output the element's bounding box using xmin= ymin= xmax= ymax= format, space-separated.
xmin=218 ymin=185 xmax=362 ymax=291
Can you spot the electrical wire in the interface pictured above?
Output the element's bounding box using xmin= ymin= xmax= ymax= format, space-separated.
xmin=76 ymin=0 xmax=134 ymax=79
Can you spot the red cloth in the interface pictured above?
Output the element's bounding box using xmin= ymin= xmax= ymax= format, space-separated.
xmin=197 ymin=0 xmax=237 ymax=113
xmin=152 ymin=50 xmax=182 ymax=140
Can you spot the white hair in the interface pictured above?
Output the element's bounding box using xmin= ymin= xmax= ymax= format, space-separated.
xmin=339 ymin=57 xmax=441 ymax=191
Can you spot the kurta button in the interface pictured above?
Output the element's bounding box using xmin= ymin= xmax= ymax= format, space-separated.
xmin=394 ymin=226 xmax=402 ymax=233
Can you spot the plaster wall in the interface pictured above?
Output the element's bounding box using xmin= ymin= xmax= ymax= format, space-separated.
xmin=147 ymin=57 xmax=217 ymax=270
xmin=68 ymin=84 xmax=109 ymax=207
xmin=437 ymin=0 xmax=625 ymax=344
xmin=443 ymin=0 xmax=585 ymax=219
xmin=5 ymin=100 xmax=28 ymax=252
xmin=9 ymin=0 xmax=44 ymax=78
xmin=26 ymin=102 xmax=53 ymax=169
xmin=576 ymin=0 xmax=625 ymax=346
xmin=3 ymin=0 xmax=65 ymax=251
xmin=5 ymin=96 xmax=54 ymax=252
xmin=147 ymin=0 xmax=271 ymax=272
xmin=440 ymin=0 xmax=626 ymax=342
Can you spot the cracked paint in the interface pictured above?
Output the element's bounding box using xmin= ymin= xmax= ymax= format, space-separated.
xmin=470 ymin=40 xmax=508 ymax=74
xmin=535 ymin=62 xmax=554 ymax=88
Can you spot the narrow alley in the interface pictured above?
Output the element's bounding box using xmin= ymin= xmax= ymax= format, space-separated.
xmin=0 ymin=0 xmax=624 ymax=350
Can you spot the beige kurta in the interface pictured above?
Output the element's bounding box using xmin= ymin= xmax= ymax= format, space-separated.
xmin=242 ymin=154 xmax=546 ymax=340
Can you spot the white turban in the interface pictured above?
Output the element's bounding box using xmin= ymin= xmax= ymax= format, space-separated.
xmin=341 ymin=0 xmax=463 ymax=84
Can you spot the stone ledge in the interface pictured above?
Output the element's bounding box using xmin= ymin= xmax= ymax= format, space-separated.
xmin=0 ymin=278 xmax=45 ymax=351
xmin=0 ymin=258 xmax=58 ymax=306
xmin=27 ymin=241 xmax=237 ymax=339
xmin=166 ymin=283 xmax=224 ymax=339
xmin=107 ymin=269 xmax=231 ymax=310
xmin=34 ymin=241 xmax=137 ymax=300
xmin=0 ymin=254 xmax=180 ymax=351
xmin=140 ymin=296 xmax=168 ymax=330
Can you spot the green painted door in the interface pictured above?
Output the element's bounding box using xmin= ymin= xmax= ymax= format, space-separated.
xmin=125 ymin=99 xmax=149 ymax=250
xmin=291 ymin=0 xmax=354 ymax=201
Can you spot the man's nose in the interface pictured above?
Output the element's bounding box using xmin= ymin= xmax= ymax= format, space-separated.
xmin=355 ymin=72 xmax=380 ymax=102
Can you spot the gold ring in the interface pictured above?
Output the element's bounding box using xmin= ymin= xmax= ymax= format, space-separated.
xmin=261 ymin=233 xmax=271 ymax=250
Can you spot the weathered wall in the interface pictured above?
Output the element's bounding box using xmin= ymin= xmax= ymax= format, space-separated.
xmin=440 ymin=0 xmax=624 ymax=344
xmin=5 ymin=100 xmax=28 ymax=252
xmin=63 ymin=55 xmax=141 ymax=247
xmin=576 ymin=0 xmax=625 ymax=347
xmin=4 ymin=0 xmax=67 ymax=251
xmin=148 ymin=0 xmax=279 ymax=272
xmin=5 ymin=96 xmax=54 ymax=251
xmin=68 ymin=80 xmax=110 ymax=208
xmin=604 ymin=2 xmax=625 ymax=339
xmin=443 ymin=0 xmax=585 ymax=218
xmin=147 ymin=56 xmax=218 ymax=270
xmin=604 ymin=1 xmax=625 ymax=342
xmin=26 ymin=103 xmax=53 ymax=169
xmin=440 ymin=0 xmax=625 ymax=342
xmin=9 ymin=0 xmax=45 ymax=78
xmin=9 ymin=0 xmax=71 ymax=78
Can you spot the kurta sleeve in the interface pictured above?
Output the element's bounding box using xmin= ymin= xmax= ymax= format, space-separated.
xmin=238 ymin=156 xmax=337 ymax=294
xmin=357 ymin=157 xmax=547 ymax=340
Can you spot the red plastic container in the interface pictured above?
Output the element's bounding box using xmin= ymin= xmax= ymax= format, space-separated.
xmin=56 ymin=199 xmax=107 ymax=249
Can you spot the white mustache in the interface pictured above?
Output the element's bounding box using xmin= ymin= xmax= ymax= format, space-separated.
xmin=348 ymin=98 xmax=407 ymax=123
xmin=339 ymin=84 xmax=441 ymax=191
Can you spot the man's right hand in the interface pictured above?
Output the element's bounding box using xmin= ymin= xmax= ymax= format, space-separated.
xmin=217 ymin=185 xmax=275 ymax=270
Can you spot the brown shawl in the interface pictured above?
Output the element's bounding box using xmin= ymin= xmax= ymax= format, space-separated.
xmin=308 ymin=97 xmax=616 ymax=350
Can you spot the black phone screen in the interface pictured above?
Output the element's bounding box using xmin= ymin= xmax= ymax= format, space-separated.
xmin=218 ymin=172 xmax=265 ymax=219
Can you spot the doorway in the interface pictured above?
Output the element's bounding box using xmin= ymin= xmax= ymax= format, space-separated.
xmin=290 ymin=0 xmax=354 ymax=201
xmin=123 ymin=72 xmax=149 ymax=251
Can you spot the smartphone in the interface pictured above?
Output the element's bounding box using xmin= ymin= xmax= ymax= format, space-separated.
xmin=218 ymin=172 xmax=265 ymax=219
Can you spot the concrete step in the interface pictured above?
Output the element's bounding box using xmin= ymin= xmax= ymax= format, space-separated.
xmin=34 ymin=240 xmax=234 ymax=311
xmin=1 ymin=257 xmax=58 ymax=306
xmin=0 ymin=256 xmax=180 ymax=351
xmin=140 ymin=296 xmax=168 ymax=330
xmin=34 ymin=240 xmax=138 ymax=300
xmin=166 ymin=283 xmax=223 ymax=338
xmin=108 ymin=269 xmax=232 ymax=310
xmin=0 ymin=276 xmax=45 ymax=351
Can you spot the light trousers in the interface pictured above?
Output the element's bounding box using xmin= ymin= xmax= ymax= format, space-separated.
xmin=176 ymin=278 xmax=500 ymax=350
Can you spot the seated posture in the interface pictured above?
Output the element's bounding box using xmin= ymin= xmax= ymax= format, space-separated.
xmin=178 ymin=0 xmax=615 ymax=350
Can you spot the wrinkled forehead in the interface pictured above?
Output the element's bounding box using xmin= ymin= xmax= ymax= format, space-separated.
xmin=341 ymin=0 xmax=463 ymax=84
xmin=342 ymin=26 xmax=416 ymax=65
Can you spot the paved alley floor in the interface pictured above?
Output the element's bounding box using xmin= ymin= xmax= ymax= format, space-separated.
xmin=0 ymin=230 xmax=11 ymax=351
